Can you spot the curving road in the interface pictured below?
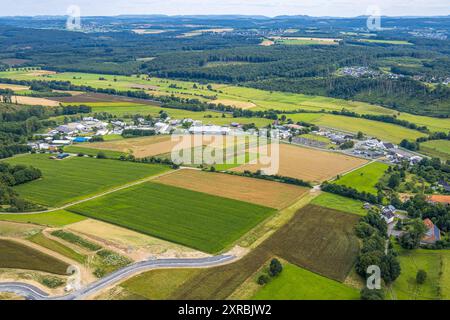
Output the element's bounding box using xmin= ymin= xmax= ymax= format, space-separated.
xmin=0 ymin=255 xmax=235 ymax=300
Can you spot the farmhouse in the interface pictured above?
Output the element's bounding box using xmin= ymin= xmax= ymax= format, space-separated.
xmin=421 ymin=218 xmax=441 ymax=245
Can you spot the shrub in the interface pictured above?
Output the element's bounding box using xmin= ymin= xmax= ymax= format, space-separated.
xmin=41 ymin=276 xmax=65 ymax=288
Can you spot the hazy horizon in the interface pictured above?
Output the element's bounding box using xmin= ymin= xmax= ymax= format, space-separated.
xmin=1 ymin=0 xmax=449 ymax=18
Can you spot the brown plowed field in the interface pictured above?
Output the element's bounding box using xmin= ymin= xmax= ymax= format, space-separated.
xmin=155 ymin=169 xmax=308 ymax=209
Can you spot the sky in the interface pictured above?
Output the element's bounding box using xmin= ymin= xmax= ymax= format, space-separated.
xmin=1 ymin=0 xmax=450 ymax=17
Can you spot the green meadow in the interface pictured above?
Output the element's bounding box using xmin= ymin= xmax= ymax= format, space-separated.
xmin=359 ymin=39 xmax=413 ymax=45
xmin=28 ymin=232 xmax=86 ymax=263
xmin=63 ymin=101 xmax=272 ymax=127
xmin=0 ymin=239 xmax=69 ymax=275
xmin=68 ymin=182 xmax=275 ymax=253
xmin=0 ymin=210 xmax=85 ymax=227
xmin=120 ymin=269 xmax=201 ymax=300
xmin=252 ymin=262 xmax=360 ymax=300
xmin=334 ymin=161 xmax=389 ymax=195
xmin=5 ymin=154 xmax=170 ymax=207
xmin=311 ymin=193 xmax=367 ymax=216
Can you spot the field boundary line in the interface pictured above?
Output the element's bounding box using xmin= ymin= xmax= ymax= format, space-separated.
xmin=326 ymin=159 xmax=376 ymax=183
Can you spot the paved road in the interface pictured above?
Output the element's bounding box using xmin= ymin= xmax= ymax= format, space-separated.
xmin=0 ymin=255 xmax=235 ymax=300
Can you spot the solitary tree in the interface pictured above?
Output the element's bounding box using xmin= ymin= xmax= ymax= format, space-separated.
xmin=416 ymin=270 xmax=427 ymax=284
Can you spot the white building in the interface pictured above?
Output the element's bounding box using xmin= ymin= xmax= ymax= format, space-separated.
xmin=189 ymin=125 xmax=231 ymax=135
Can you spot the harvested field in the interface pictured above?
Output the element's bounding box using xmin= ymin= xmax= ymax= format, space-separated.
xmin=0 ymin=239 xmax=69 ymax=275
xmin=232 ymin=143 xmax=368 ymax=183
xmin=155 ymin=169 xmax=308 ymax=209
xmin=171 ymin=205 xmax=360 ymax=299
xmin=334 ymin=161 xmax=389 ymax=195
xmin=8 ymin=96 xmax=60 ymax=106
xmin=0 ymin=83 xmax=29 ymax=91
xmin=211 ymin=99 xmax=256 ymax=109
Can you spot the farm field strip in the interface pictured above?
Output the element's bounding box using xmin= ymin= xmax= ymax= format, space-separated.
xmin=67 ymin=182 xmax=275 ymax=254
xmin=4 ymin=154 xmax=171 ymax=207
xmin=170 ymin=204 xmax=360 ymax=299
xmin=251 ymin=262 xmax=360 ymax=300
xmin=154 ymin=169 xmax=309 ymax=209
xmin=0 ymin=69 xmax=447 ymax=134
xmin=334 ymin=161 xmax=390 ymax=195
